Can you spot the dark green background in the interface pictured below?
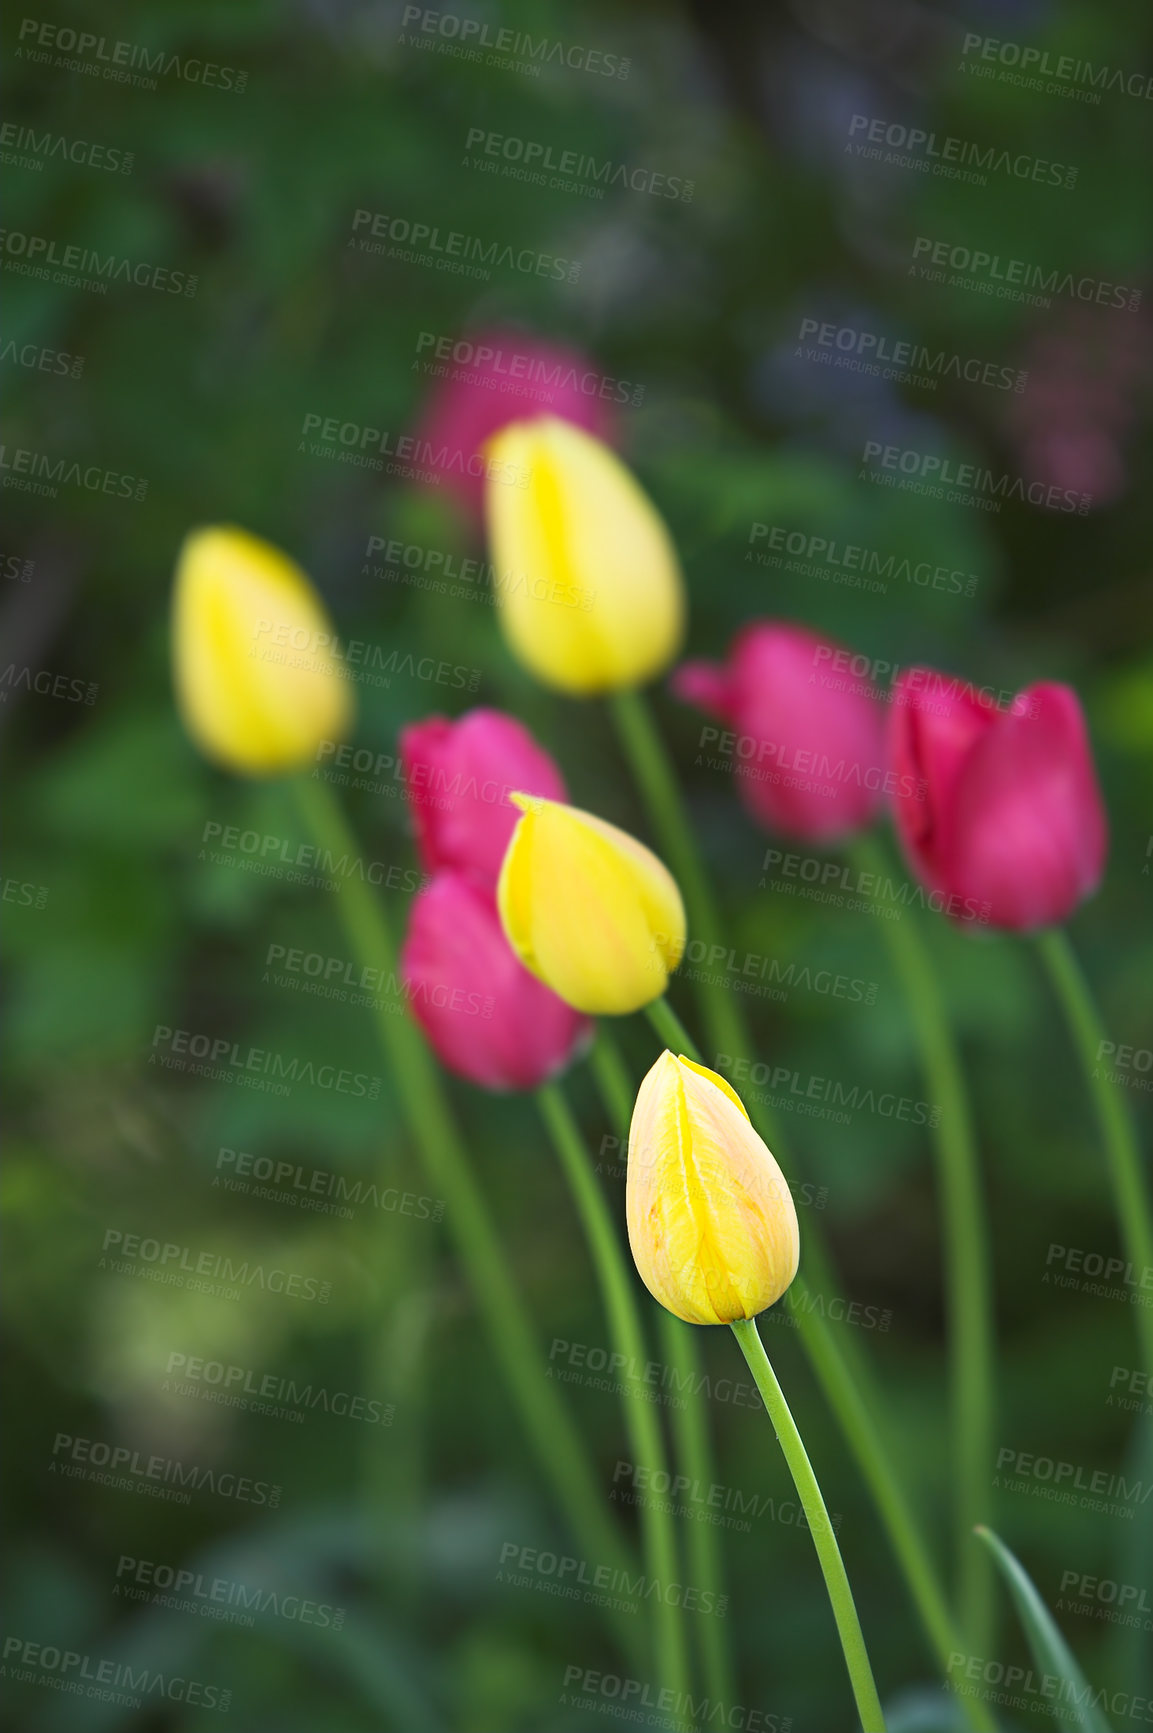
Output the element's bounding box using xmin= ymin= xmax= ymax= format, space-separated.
xmin=4 ymin=1 xmax=1153 ymax=1727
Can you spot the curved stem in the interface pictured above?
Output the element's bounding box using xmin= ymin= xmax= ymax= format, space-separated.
xmin=649 ymin=1003 xmax=979 ymax=1666
xmin=610 ymin=690 xmax=749 ymax=1065
xmin=615 ymin=696 xmax=991 ymax=1719
xmin=292 ymin=776 xmax=643 ymax=1668
xmin=731 ymin=1319 xmax=886 ymax=1732
xmin=1035 ymin=929 xmax=1153 ymax=1379
xmin=588 ymin=1028 xmax=737 ymax=1715
xmin=647 ymin=1000 xmax=980 ymax=1700
xmin=536 ymin=1081 xmax=690 ymax=1703
xmin=647 ymin=994 xmax=700 ymax=1062
xmin=588 ymin=1026 xmax=636 ymax=1137
xmin=850 ymin=833 xmax=994 ymax=1657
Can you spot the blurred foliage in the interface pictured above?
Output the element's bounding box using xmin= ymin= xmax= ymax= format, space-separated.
xmin=3 ymin=0 xmax=1153 ymax=1727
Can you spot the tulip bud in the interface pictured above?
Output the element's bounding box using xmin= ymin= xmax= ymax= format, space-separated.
xmin=399 ymin=708 xmax=567 ymax=890
xmin=672 ymin=622 xmax=886 ymax=842
xmin=890 ymin=672 xmax=1107 ymax=931
xmin=415 ymin=327 xmax=617 ymax=522
xmin=497 ymin=794 xmax=686 ymax=1015
xmin=401 ymin=871 xmax=591 ymax=1092
xmin=484 ymin=417 xmax=685 ymax=695
xmin=173 ymin=526 xmax=352 ymax=776
xmin=627 ymin=1051 xmax=799 ymax=1325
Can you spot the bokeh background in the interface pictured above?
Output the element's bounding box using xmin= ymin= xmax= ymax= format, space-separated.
xmin=4 ymin=0 xmax=1153 ymax=1727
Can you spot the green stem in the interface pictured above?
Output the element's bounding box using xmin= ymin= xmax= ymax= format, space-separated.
xmin=291 ymin=775 xmax=643 ymax=1666
xmin=610 ymin=690 xmax=749 ymax=1066
xmin=647 ymin=995 xmax=699 ymax=1061
xmin=536 ymin=1082 xmax=690 ymax=1704
xmin=851 ymin=833 xmax=994 ymax=1657
xmin=731 ymin=1319 xmax=886 ymax=1732
xmin=612 ymin=692 xmax=992 ymax=1729
xmin=1035 ymin=929 xmax=1153 ymax=1379
xmin=647 ymin=991 xmax=985 ymax=1707
xmin=588 ymin=1029 xmax=737 ymax=1715
xmin=634 ymin=880 xmax=984 ymax=1733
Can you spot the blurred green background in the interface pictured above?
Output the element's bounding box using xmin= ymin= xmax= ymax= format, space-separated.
xmin=4 ymin=0 xmax=1153 ymax=1727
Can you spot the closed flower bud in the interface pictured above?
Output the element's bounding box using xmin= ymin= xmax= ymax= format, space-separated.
xmin=890 ymin=671 xmax=1107 ymax=931
xmin=484 ymin=417 xmax=685 ymax=695
xmin=173 ymin=526 xmax=352 ymax=775
xmin=672 ymin=621 xmax=886 ymax=842
xmin=497 ymin=794 xmax=686 ymax=1015
xmin=627 ymin=1052 xmax=799 ymax=1325
xmin=401 ymin=871 xmax=591 ymax=1092
xmin=399 ymin=708 xmax=567 ymax=890
xmin=415 ymin=326 xmax=618 ymax=523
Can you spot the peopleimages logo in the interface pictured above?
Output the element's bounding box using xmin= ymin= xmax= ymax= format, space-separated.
xmin=100 ymin=1227 xmax=334 ymax=1304
xmin=414 ymin=330 xmax=644 ymax=406
xmin=497 ymin=1541 xmax=728 ymax=1616
xmin=298 ymin=411 xmax=527 ymax=489
xmin=959 ymin=32 xmax=1153 ymax=105
xmin=149 ymin=1021 xmax=382 ymax=1099
xmin=794 ymin=316 xmax=1025 ymax=394
xmin=398 ymin=7 xmax=630 ymax=80
xmin=846 ymin=114 xmax=1077 ymax=190
xmin=164 ymin=1351 xmax=394 ymax=1426
xmin=860 ymin=439 xmax=1091 ymax=515
xmin=462 ymin=127 xmax=694 ymax=202
xmin=0 ymin=228 xmax=197 ymax=295
xmin=909 ymin=236 xmax=1141 ymax=313
xmin=1 ymin=1637 xmax=230 ymax=1714
xmin=15 ymin=18 xmax=248 ymax=92
xmin=214 ymin=1144 xmax=445 ymax=1223
xmin=115 ymin=1555 xmax=346 ymax=1631
xmin=559 ymin=1664 xmax=792 ymax=1732
xmin=747 ymin=524 xmax=979 ymax=598
xmin=0 ymin=444 xmax=147 ymax=503
xmin=948 ymin=1650 xmax=1153 ymax=1727
xmin=0 ymin=122 xmax=133 ymax=174
xmin=364 ymin=535 xmax=594 ymax=612
xmin=349 ymin=209 xmax=580 ymax=283
xmin=51 ymin=1431 xmax=281 ymax=1507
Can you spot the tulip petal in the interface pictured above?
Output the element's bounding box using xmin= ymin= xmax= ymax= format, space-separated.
xmin=415 ymin=327 xmax=617 ymax=521
xmin=499 ymin=796 xmax=680 ymax=1014
xmin=402 ymin=872 xmax=589 ymax=1091
xmin=399 ymin=709 xmax=567 ymax=888
xmin=627 ymin=1053 xmax=799 ymax=1325
xmin=173 ymin=526 xmax=352 ymax=776
xmin=890 ymin=668 xmax=996 ymax=885
xmin=947 ymin=683 xmax=1107 ymax=930
xmin=485 ymin=417 xmax=684 ymax=695
xmin=674 ymin=623 xmax=886 ymax=841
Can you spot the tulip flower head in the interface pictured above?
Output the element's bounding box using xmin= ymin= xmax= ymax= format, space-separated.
xmin=890 ymin=672 xmax=1107 ymax=931
xmin=627 ymin=1052 xmax=799 ymax=1325
xmin=484 ymin=417 xmax=685 ymax=695
xmin=415 ymin=327 xmax=617 ymax=522
xmin=173 ymin=526 xmax=352 ymax=775
xmin=497 ymin=793 xmax=686 ymax=1015
xmin=401 ymin=870 xmax=591 ymax=1091
xmin=399 ymin=708 xmax=567 ymax=890
xmin=672 ymin=621 xmax=886 ymax=842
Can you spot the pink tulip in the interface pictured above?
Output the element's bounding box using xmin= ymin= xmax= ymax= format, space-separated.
xmin=399 ymin=708 xmax=567 ymax=890
xmin=400 ymin=871 xmax=591 ymax=1091
xmin=672 ymin=622 xmax=887 ymax=842
xmin=889 ymin=671 xmax=1107 ymax=930
xmin=415 ymin=326 xmax=618 ymax=521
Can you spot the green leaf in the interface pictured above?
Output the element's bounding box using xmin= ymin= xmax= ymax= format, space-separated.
xmin=974 ymin=1526 xmax=1113 ymax=1733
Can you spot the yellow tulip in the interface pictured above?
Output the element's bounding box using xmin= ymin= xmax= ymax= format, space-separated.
xmin=497 ymin=793 xmax=686 ymax=1015
xmin=173 ymin=526 xmax=352 ymax=776
xmin=627 ymin=1051 xmax=799 ymax=1325
xmin=484 ymin=417 xmax=685 ymax=695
